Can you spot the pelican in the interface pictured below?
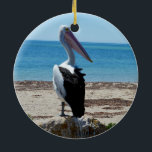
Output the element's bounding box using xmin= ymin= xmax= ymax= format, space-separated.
xmin=53 ymin=25 xmax=92 ymax=118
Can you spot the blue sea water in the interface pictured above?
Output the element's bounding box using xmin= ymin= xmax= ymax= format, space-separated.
xmin=14 ymin=40 xmax=138 ymax=82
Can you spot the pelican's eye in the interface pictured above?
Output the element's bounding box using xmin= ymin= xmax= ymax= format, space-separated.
xmin=65 ymin=28 xmax=69 ymax=32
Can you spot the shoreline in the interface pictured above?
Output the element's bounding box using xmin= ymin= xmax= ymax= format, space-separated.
xmin=14 ymin=80 xmax=138 ymax=90
xmin=14 ymin=81 xmax=138 ymax=125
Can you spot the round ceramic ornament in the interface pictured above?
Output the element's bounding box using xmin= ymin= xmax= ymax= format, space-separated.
xmin=13 ymin=0 xmax=138 ymax=139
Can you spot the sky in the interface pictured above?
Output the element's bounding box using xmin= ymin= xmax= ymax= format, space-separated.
xmin=26 ymin=13 xmax=129 ymax=44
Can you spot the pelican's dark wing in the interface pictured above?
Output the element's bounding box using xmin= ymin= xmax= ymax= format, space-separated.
xmin=59 ymin=67 xmax=86 ymax=118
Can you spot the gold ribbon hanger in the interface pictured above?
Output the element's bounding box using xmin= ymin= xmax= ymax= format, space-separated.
xmin=72 ymin=0 xmax=77 ymax=25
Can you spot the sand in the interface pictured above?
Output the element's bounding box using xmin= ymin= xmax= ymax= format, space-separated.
xmin=14 ymin=81 xmax=138 ymax=125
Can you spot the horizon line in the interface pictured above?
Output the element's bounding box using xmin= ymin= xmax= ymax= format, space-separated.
xmin=25 ymin=39 xmax=129 ymax=45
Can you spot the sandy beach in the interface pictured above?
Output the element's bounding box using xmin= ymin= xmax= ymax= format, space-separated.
xmin=14 ymin=81 xmax=137 ymax=125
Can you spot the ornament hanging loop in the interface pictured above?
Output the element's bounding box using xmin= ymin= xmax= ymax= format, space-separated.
xmin=72 ymin=0 xmax=77 ymax=25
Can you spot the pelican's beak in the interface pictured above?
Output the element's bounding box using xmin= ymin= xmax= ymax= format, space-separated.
xmin=64 ymin=30 xmax=93 ymax=63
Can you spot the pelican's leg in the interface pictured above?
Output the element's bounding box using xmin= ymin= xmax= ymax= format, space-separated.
xmin=60 ymin=102 xmax=66 ymax=116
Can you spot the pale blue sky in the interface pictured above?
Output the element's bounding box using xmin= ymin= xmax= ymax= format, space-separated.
xmin=26 ymin=13 xmax=129 ymax=44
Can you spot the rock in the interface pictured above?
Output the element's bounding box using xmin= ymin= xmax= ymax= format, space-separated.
xmin=39 ymin=116 xmax=107 ymax=138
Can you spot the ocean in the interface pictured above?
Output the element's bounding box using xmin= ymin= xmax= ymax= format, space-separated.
xmin=14 ymin=40 xmax=138 ymax=82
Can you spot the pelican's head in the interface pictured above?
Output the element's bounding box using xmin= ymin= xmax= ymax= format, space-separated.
xmin=59 ymin=25 xmax=93 ymax=63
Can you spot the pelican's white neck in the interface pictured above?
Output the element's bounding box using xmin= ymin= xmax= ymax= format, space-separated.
xmin=63 ymin=43 xmax=75 ymax=66
xmin=59 ymin=29 xmax=75 ymax=66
